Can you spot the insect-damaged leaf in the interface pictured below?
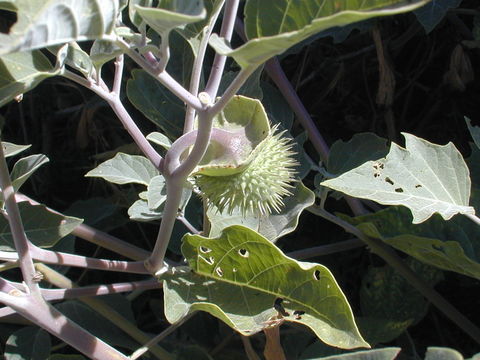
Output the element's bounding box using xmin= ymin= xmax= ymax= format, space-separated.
xmin=322 ymin=133 xmax=475 ymax=224
xmin=163 ymin=225 xmax=369 ymax=349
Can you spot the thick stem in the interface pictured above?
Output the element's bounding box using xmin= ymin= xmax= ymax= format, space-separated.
xmin=309 ymin=206 xmax=480 ymax=345
xmin=204 ymin=0 xmax=240 ymax=99
xmin=0 ymin=139 xmax=39 ymax=295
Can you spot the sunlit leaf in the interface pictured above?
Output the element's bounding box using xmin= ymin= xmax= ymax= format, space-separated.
xmin=147 ymin=175 xmax=167 ymax=209
xmin=209 ymin=0 xmax=430 ymax=68
xmin=0 ymin=202 xmax=82 ymax=251
xmin=5 ymin=327 xmax=51 ymax=360
xmin=322 ymin=133 xmax=475 ymax=224
xmin=425 ymin=348 xmax=465 ymax=360
xmin=0 ymin=0 xmax=119 ymax=55
xmin=85 ymin=153 xmax=158 ymax=186
xmin=0 ymin=50 xmax=58 ymax=108
xmin=147 ymin=132 xmax=172 ymax=149
xmin=128 ymin=198 xmax=163 ymax=222
xmin=2 ymin=141 xmax=31 ymax=158
xmin=207 ymin=182 xmax=315 ymax=241
xmin=52 ymin=42 xmax=93 ymax=77
xmin=163 ymin=225 xmax=369 ymax=349
xmin=11 ymin=154 xmax=49 ymax=191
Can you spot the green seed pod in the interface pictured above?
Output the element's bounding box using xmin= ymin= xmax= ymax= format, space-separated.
xmin=195 ymin=126 xmax=297 ymax=215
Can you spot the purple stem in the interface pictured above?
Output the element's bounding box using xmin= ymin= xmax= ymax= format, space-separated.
xmin=204 ymin=0 xmax=240 ymax=99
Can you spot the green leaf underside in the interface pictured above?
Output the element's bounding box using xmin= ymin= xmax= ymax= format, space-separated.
xmin=11 ymin=154 xmax=49 ymax=191
xmin=0 ymin=50 xmax=57 ymax=108
xmin=322 ymin=133 xmax=474 ymax=224
xmin=341 ymin=206 xmax=480 ymax=280
xmin=0 ymin=0 xmax=118 ymax=55
xmin=164 ymin=225 xmax=368 ymax=349
xmin=207 ymin=182 xmax=315 ymax=241
xmin=196 ymin=95 xmax=270 ymax=176
xmin=147 ymin=132 xmax=172 ymax=149
xmin=147 ymin=175 xmax=167 ymax=209
xmin=0 ymin=202 xmax=83 ymax=251
xmin=136 ymin=0 xmax=206 ymax=37
xmin=85 ymin=152 xmax=158 ymax=186
xmin=209 ymin=0 xmax=430 ymax=68
xmin=2 ymin=141 xmax=31 ymax=157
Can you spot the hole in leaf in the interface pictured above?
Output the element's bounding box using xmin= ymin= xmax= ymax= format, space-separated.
xmin=385 ymin=177 xmax=394 ymax=185
xmin=238 ymin=248 xmax=249 ymax=258
xmin=395 ymin=188 xmax=403 ymax=193
xmin=432 ymin=245 xmax=445 ymax=253
xmin=201 ymin=256 xmax=214 ymax=265
xmin=293 ymin=310 xmax=305 ymax=320
xmin=199 ymin=246 xmax=211 ymax=253
xmin=215 ymin=267 xmax=223 ymax=277
xmin=274 ymin=298 xmax=289 ymax=317
xmin=415 ymin=184 xmax=422 ymax=188
xmin=374 ymin=173 xmax=380 ymax=178
xmin=313 ymin=270 xmax=321 ymax=280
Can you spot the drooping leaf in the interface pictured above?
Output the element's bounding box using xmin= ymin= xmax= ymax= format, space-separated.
xmin=5 ymin=327 xmax=51 ymax=360
xmin=207 ymin=182 xmax=315 ymax=241
xmin=0 ymin=202 xmax=83 ymax=251
xmin=340 ymin=206 xmax=480 ymax=280
xmin=327 ymin=133 xmax=389 ymax=175
xmin=127 ymin=69 xmax=184 ymax=138
xmin=85 ymin=153 xmax=158 ymax=186
xmin=135 ymin=0 xmax=206 ymax=38
xmin=0 ymin=0 xmax=118 ymax=55
xmin=2 ymin=141 xmax=31 ymax=157
xmin=10 ymin=154 xmax=49 ymax=191
xmin=322 ymin=133 xmax=475 ymax=224
xmin=465 ymin=117 xmax=480 ymax=151
xmin=209 ymin=0 xmax=430 ymax=68
xmin=413 ymin=0 xmax=462 ymax=34
xmin=164 ymin=225 xmax=369 ymax=349
xmin=0 ymin=50 xmax=58 ymax=107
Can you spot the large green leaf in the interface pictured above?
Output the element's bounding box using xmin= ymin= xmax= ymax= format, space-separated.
xmin=127 ymin=69 xmax=184 ymax=138
xmin=5 ymin=327 xmax=51 ymax=360
xmin=341 ymin=206 xmax=480 ymax=280
xmin=0 ymin=50 xmax=58 ymax=107
xmin=209 ymin=0 xmax=430 ymax=68
xmin=163 ymin=225 xmax=369 ymax=349
xmin=0 ymin=0 xmax=118 ymax=55
xmin=85 ymin=153 xmax=158 ymax=186
xmin=135 ymin=0 xmax=206 ymax=37
xmin=207 ymin=182 xmax=315 ymax=241
xmin=0 ymin=202 xmax=83 ymax=251
xmin=11 ymin=154 xmax=49 ymax=191
xmin=322 ymin=133 xmax=474 ymax=224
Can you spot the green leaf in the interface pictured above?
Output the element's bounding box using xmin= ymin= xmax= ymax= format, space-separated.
xmin=51 ymin=42 xmax=93 ymax=77
xmin=0 ymin=50 xmax=58 ymax=108
xmin=356 ymin=317 xmax=413 ymax=346
xmin=322 ymin=133 xmax=475 ymax=224
xmin=341 ymin=206 xmax=480 ymax=280
xmin=302 ymin=347 xmax=401 ymax=360
xmin=128 ymin=198 xmax=163 ymax=221
xmin=0 ymin=0 xmax=118 ymax=55
xmin=127 ymin=69 xmax=184 ymax=138
xmin=209 ymin=0 xmax=429 ymax=68
xmin=261 ymin=82 xmax=294 ymax=130
xmin=147 ymin=175 xmax=167 ymax=209
xmin=0 ymin=202 xmax=83 ymax=251
xmin=465 ymin=117 xmax=480 ymax=151
xmin=147 ymin=132 xmax=172 ymax=149
xmin=413 ymin=0 xmax=462 ymax=34
xmin=5 ymin=327 xmax=51 ymax=360
xmin=2 ymin=141 xmax=31 ymax=157
xmin=0 ymin=0 xmax=16 ymax=12
xmin=207 ymin=182 xmax=315 ymax=241
xmin=135 ymin=0 xmax=206 ymax=37
xmin=85 ymin=153 xmax=158 ymax=186
xmin=425 ymin=348 xmax=465 ymax=360
xmin=164 ymin=225 xmax=369 ymax=349
xmin=89 ymin=40 xmax=123 ymax=71
xmin=217 ymin=68 xmax=264 ymax=100
xmin=327 ymin=133 xmax=389 ymax=175
xmin=11 ymin=154 xmax=49 ymax=191
xmin=129 ymin=0 xmax=153 ymax=28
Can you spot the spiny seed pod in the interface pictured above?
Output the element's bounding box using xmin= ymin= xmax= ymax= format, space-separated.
xmin=195 ymin=127 xmax=297 ymax=215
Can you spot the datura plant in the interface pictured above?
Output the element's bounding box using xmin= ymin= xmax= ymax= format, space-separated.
xmin=3 ymin=1 xmax=478 ymax=360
